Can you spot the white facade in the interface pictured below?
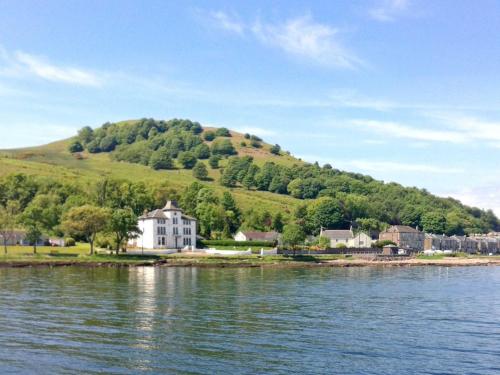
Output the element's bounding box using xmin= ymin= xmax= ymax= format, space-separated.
xmin=129 ymin=201 xmax=197 ymax=250
xmin=234 ymin=231 xmax=248 ymax=241
xmin=348 ymin=232 xmax=373 ymax=248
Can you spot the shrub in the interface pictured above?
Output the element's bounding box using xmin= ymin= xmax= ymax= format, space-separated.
xmin=336 ymin=243 xmax=347 ymax=249
xmin=68 ymin=140 xmax=84 ymax=153
xmin=193 ymin=143 xmax=210 ymax=159
xmin=372 ymin=240 xmax=397 ymax=248
xmin=211 ymin=139 xmax=236 ymax=156
xmin=244 ymin=133 xmax=250 ymax=139
xmin=99 ymin=135 xmax=117 ymax=152
xmin=240 ymin=141 xmax=247 ymax=147
xmin=86 ymin=139 xmax=101 ymax=153
xmin=208 ymin=155 xmax=221 ymax=169
xmin=270 ymin=144 xmax=281 ymax=155
xmin=215 ymin=127 xmax=231 ymax=137
xmin=192 ymin=161 xmax=209 ymax=180
xmin=178 ymin=151 xmax=197 ymax=169
xmin=203 ymin=131 xmax=216 ymax=141
xmin=250 ymin=139 xmax=262 ymax=148
xmin=65 ymin=237 xmax=76 ymax=247
xmin=149 ymin=148 xmax=174 ymax=170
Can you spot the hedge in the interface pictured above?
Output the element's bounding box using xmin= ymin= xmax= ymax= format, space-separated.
xmin=198 ymin=240 xmax=275 ymax=248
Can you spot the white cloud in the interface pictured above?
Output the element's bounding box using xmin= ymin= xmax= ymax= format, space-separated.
xmin=345 ymin=160 xmax=464 ymax=174
xmin=349 ymin=119 xmax=467 ymax=143
xmin=0 ymin=46 xmax=102 ymax=87
xmin=428 ymin=112 xmax=500 ymax=142
xmin=14 ymin=52 xmax=102 ymax=87
xmin=369 ymin=0 xmax=410 ymax=22
xmin=0 ymin=123 xmax=80 ymax=149
xmin=447 ymin=185 xmax=500 ymax=217
xmin=252 ymin=15 xmax=363 ymax=69
xmin=208 ymin=11 xmax=244 ymax=34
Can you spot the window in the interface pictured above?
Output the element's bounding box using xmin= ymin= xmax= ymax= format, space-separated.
xmin=157 ymin=227 xmax=166 ymax=235
xmin=183 ymin=238 xmax=192 ymax=246
xmin=173 ymin=227 xmax=178 ymax=235
xmin=173 ymin=217 xmax=178 ymax=225
xmin=158 ymin=237 xmax=162 ymax=246
xmin=161 ymin=237 xmax=165 ymax=246
xmin=157 ymin=219 xmax=166 ymax=224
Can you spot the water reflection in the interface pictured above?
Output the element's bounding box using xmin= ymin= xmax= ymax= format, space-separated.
xmin=0 ymin=266 xmax=499 ymax=374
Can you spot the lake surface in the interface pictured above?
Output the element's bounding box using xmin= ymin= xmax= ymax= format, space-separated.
xmin=0 ymin=266 xmax=499 ymax=375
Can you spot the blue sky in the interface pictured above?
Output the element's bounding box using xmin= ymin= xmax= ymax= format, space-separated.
xmin=1 ymin=0 xmax=500 ymax=214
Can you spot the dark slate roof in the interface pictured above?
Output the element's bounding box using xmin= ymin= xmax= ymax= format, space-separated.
xmin=321 ymin=230 xmax=353 ymax=239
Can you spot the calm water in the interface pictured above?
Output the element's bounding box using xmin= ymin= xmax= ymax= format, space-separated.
xmin=0 ymin=266 xmax=499 ymax=375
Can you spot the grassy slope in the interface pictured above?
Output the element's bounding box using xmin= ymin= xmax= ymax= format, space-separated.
xmin=0 ymin=125 xmax=302 ymax=213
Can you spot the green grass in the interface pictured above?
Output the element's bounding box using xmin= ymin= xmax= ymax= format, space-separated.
xmin=0 ymin=126 xmax=303 ymax=213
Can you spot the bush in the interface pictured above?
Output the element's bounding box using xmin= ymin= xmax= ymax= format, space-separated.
xmin=86 ymin=139 xmax=101 ymax=153
xmin=149 ymin=148 xmax=174 ymax=170
xmin=203 ymin=131 xmax=216 ymax=141
xmin=193 ymin=143 xmax=210 ymax=159
xmin=68 ymin=140 xmax=84 ymax=153
xmin=209 ymin=155 xmax=221 ymax=169
xmin=65 ymin=237 xmax=76 ymax=247
xmin=215 ymin=127 xmax=231 ymax=137
xmin=178 ymin=151 xmax=197 ymax=169
xmin=211 ymin=139 xmax=236 ymax=156
xmin=336 ymin=243 xmax=347 ymax=249
xmin=99 ymin=135 xmax=117 ymax=152
xmin=270 ymin=144 xmax=281 ymax=155
xmin=240 ymin=141 xmax=247 ymax=147
xmin=372 ymin=240 xmax=397 ymax=248
xmin=250 ymin=139 xmax=262 ymax=148
xmin=193 ymin=161 xmax=209 ymax=180
xmin=199 ymin=239 xmax=275 ymax=248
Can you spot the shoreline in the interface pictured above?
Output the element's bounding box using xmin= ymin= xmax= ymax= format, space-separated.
xmin=1 ymin=255 xmax=500 ymax=269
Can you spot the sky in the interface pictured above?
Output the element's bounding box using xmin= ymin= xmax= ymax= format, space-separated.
xmin=0 ymin=0 xmax=500 ymax=215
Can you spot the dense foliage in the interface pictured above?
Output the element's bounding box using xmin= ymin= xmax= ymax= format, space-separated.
xmin=75 ymin=118 xmax=237 ymax=170
xmin=60 ymin=118 xmax=500 ymax=237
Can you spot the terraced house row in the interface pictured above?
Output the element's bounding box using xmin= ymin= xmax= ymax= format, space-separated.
xmin=379 ymin=225 xmax=500 ymax=253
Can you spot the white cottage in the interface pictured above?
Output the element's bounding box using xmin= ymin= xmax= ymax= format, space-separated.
xmin=129 ymin=201 xmax=197 ymax=250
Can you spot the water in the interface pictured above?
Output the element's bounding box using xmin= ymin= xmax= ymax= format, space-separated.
xmin=0 ymin=266 xmax=499 ymax=375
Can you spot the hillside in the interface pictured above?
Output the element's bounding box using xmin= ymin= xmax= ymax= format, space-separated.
xmin=0 ymin=118 xmax=498 ymax=237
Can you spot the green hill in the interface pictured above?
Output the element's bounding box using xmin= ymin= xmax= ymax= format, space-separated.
xmin=0 ymin=118 xmax=498 ymax=237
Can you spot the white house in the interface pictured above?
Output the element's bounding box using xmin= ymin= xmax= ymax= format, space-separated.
xmin=128 ymin=201 xmax=197 ymax=250
xmin=319 ymin=228 xmax=373 ymax=248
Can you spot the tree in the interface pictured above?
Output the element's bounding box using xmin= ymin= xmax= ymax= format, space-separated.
xmin=68 ymin=140 xmax=84 ymax=153
xmin=318 ymin=236 xmax=330 ymax=249
xmin=62 ymin=206 xmax=110 ymax=255
xmin=211 ymin=139 xmax=236 ymax=156
xmin=270 ymin=144 xmax=281 ymax=155
xmin=203 ymin=131 xmax=216 ymax=141
xmin=99 ymin=135 xmax=117 ymax=152
xmin=108 ymin=208 xmax=140 ymax=254
xmin=0 ymin=201 xmax=20 ymax=254
xmin=20 ymin=203 xmax=45 ymax=254
xmin=193 ymin=143 xmax=210 ymax=159
xmin=306 ymin=197 xmax=344 ymax=235
xmin=272 ymin=212 xmax=284 ymax=233
xmin=208 ymin=155 xmax=221 ymax=169
xmin=421 ymin=211 xmax=447 ymax=234
xmin=149 ymin=148 xmax=174 ymax=170
xmin=77 ymin=126 xmax=94 ymax=144
xmin=282 ymin=224 xmax=306 ymax=253
xmin=221 ymin=192 xmax=241 ymax=234
xmin=192 ymin=162 xmax=209 ymax=180
xmin=215 ymin=127 xmax=231 ymax=137
xmin=178 ymin=151 xmax=197 ymax=169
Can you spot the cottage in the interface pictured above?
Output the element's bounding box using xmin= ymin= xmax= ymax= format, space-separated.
xmin=234 ymin=231 xmax=279 ymax=243
xmin=129 ymin=201 xmax=197 ymax=250
xmin=320 ymin=229 xmax=353 ymax=248
xmin=379 ymin=225 xmax=425 ymax=251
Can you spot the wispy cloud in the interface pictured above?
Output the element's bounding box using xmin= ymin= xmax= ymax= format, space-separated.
xmin=447 ymin=184 xmax=500 ymax=216
xmin=369 ymin=0 xmax=410 ymax=22
xmin=208 ymin=11 xmax=244 ymax=34
xmin=252 ymin=15 xmax=363 ymax=69
xmin=349 ymin=119 xmax=467 ymax=143
xmin=0 ymin=47 xmax=102 ymax=87
xmin=298 ymin=154 xmax=464 ymax=174
xmin=202 ymin=11 xmax=363 ymax=69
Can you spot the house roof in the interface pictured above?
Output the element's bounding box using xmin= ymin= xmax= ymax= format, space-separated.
xmin=139 ymin=209 xmax=167 ymax=220
xmin=385 ymin=225 xmax=421 ymax=233
xmin=163 ymin=200 xmax=181 ymax=210
xmin=239 ymin=231 xmax=279 ymax=241
xmin=182 ymin=214 xmax=197 ymax=221
xmin=321 ymin=230 xmax=353 ymax=239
